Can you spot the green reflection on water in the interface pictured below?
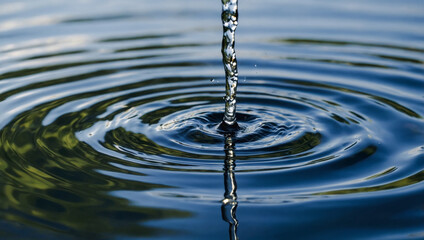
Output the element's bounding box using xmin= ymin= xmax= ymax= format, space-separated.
xmin=316 ymin=170 xmax=424 ymax=195
xmin=0 ymin=100 xmax=192 ymax=238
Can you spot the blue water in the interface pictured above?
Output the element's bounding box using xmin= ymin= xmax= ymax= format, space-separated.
xmin=0 ymin=0 xmax=423 ymax=239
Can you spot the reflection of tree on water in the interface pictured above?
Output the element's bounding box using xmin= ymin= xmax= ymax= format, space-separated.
xmin=0 ymin=109 xmax=191 ymax=239
xmin=221 ymin=133 xmax=239 ymax=240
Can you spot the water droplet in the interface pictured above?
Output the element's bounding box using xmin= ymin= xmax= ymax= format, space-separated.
xmin=254 ymin=64 xmax=257 ymax=67
xmin=210 ymin=78 xmax=215 ymax=82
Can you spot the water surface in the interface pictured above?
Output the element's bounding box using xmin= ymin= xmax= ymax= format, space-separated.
xmin=0 ymin=0 xmax=424 ymax=239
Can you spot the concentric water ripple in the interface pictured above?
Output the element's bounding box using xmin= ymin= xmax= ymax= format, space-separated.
xmin=0 ymin=0 xmax=423 ymax=239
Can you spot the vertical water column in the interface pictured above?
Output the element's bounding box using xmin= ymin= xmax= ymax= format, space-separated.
xmin=220 ymin=2 xmax=239 ymax=236
xmin=221 ymin=134 xmax=239 ymax=240
xmin=221 ymin=0 xmax=239 ymax=126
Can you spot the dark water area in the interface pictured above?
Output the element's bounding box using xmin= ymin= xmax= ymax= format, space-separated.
xmin=1 ymin=0 xmax=424 ymax=239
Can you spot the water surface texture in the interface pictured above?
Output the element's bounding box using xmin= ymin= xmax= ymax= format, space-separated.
xmin=1 ymin=0 xmax=424 ymax=239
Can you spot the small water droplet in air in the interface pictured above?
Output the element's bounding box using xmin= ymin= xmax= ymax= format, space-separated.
xmin=254 ymin=64 xmax=257 ymax=67
xmin=210 ymin=78 xmax=215 ymax=82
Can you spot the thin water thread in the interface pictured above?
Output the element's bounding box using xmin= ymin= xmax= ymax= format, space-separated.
xmin=221 ymin=0 xmax=239 ymax=125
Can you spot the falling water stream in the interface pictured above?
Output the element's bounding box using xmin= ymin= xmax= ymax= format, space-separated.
xmin=0 ymin=0 xmax=423 ymax=239
xmin=220 ymin=1 xmax=239 ymax=239
xmin=221 ymin=0 xmax=239 ymax=126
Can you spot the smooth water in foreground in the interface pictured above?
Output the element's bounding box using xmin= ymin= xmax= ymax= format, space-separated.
xmin=1 ymin=0 xmax=424 ymax=239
